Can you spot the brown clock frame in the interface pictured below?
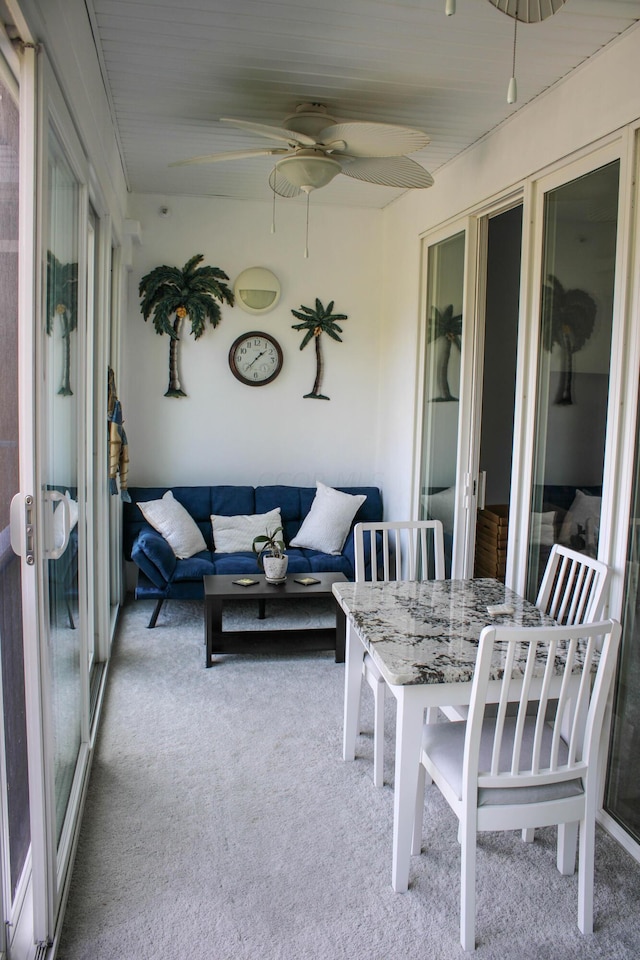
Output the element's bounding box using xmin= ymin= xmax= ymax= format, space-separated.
xmin=228 ymin=331 xmax=284 ymax=386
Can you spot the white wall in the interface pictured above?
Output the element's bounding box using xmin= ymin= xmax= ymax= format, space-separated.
xmin=379 ymin=23 xmax=640 ymax=521
xmin=123 ymin=194 xmax=384 ymax=491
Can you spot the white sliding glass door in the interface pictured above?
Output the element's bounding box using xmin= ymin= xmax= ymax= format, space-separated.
xmin=23 ymin=53 xmax=93 ymax=943
xmin=417 ymin=227 xmax=468 ymax=577
xmin=524 ymin=160 xmax=619 ymax=600
xmin=0 ymin=59 xmax=29 ymax=958
xmin=43 ymin=122 xmax=85 ymax=847
xmin=417 ymin=204 xmax=524 ymax=581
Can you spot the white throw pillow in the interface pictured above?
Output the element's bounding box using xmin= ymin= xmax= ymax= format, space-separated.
xmin=211 ymin=507 xmax=282 ymax=553
xmin=531 ymin=510 xmax=556 ymax=546
xmin=138 ymin=491 xmax=207 ymax=559
xmin=422 ymin=486 xmax=456 ymax=535
xmin=559 ymin=490 xmax=601 ymax=551
xmin=289 ymin=482 xmax=366 ymax=555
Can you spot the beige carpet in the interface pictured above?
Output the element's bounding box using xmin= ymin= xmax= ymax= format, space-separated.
xmin=56 ymin=597 xmax=640 ymax=960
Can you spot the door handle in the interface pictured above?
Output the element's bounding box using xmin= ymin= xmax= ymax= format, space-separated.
xmin=477 ymin=471 xmax=487 ymax=511
xmin=10 ymin=492 xmax=36 ymax=564
xmin=45 ymin=489 xmax=71 ymax=560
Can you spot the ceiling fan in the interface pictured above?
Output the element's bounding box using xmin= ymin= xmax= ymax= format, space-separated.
xmin=170 ymin=102 xmax=434 ymax=197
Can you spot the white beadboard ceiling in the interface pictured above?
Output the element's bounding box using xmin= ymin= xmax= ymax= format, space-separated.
xmin=86 ymin=0 xmax=640 ymax=208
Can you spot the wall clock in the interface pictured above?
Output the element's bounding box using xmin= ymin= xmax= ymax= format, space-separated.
xmin=228 ymin=331 xmax=283 ymax=386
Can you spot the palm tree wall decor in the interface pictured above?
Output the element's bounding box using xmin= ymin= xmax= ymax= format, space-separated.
xmin=427 ymin=303 xmax=462 ymax=402
xmin=46 ymin=251 xmax=78 ymax=396
xmin=138 ymin=254 xmax=234 ymax=397
xmin=541 ymin=274 xmax=596 ymax=405
xmin=291 ymin=298 xmax=348 ymax=400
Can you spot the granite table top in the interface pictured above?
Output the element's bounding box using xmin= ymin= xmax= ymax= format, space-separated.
xmin=332 ymin=578 xmax=565 ymax=686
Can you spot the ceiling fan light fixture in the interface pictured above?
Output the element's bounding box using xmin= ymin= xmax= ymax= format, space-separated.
xmin=276 ymin=154 xmax=342 ymax=192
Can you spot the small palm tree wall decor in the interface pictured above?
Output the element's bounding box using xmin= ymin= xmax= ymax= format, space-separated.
xmin=541 ymin=274 xmax=596 ymax=405
xmin=138 ymin=254 xmax=234 ymax=397
xmin=427 ymin=303 xmax=462 ymax=402
xmin=46 ymin=251 xmax=78 ymax=396
xmin=291 ymin=298 xmax=348 ymax=400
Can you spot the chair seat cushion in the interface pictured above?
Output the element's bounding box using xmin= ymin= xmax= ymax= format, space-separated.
xmin=422 ymin=716 xmax=584 ymax=807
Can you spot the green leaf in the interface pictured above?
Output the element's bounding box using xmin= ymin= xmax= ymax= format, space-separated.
xmin=325 ymin=328 xmax=343 ymax=342
xmin=298 ymin=329 xmax=314 ymax=350
xmin=139 ymin=255 xmax=234 ymax=337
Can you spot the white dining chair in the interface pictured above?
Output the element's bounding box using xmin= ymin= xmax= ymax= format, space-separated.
xmin=441 ymin=543 xmax=611 ymax=726
xmin=353 ymin=519 xmax=445 ymax=787
xmin=412 ymin=619 xmax=621 ymax=952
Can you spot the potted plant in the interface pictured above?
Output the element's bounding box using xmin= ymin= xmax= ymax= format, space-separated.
xmin=252 ymin=526 xmax=288 ymax=583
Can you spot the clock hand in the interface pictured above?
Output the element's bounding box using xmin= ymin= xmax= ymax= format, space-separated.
xmin=246 ymin=349 xmax=267 ymax=369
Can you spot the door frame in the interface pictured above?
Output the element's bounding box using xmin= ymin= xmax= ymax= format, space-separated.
xmin=414 ymin=189 xmax=526 ymax=580
xmin=462 ymin=193 xmax=525 ymax=580
xmin=412 ymin=217 xmax=473 ymax=576
xmin=507 ymin=135 xmax=632 ymax=600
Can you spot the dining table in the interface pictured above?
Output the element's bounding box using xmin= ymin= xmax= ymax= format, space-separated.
xmin=332 ymin=577 xmax=558 ymax=893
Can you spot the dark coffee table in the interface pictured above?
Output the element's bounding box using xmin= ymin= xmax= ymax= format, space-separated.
xmin=203 ymin=572 xmax=347 ymax=667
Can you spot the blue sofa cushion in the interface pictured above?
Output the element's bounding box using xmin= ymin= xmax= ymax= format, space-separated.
xmin=171 ymin=552 xmax=217 ymax=581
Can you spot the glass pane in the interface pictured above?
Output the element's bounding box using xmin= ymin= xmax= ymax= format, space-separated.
xmin=418 ymin=231 xmax=465 ymax=577
xmin=606 ymin=381 xmax=640 ymax=841
xmin=0 ymin=75 xmax=31 ymax=900
xmin=526 ymin=162 xmax=619 ymax=599
xmin=44 ymin=127 xmax=82 ymax=842
xmin=474 ymin=206 xmax=522 ymax=583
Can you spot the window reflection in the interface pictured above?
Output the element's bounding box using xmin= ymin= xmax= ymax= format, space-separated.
xmin=527 ymin=162 xmax=619 ymax=598
xmin=419 ymin=231 xmax=465 ymax=577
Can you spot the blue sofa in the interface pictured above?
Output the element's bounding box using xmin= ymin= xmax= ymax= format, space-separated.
xmin=123 ymin=484 xmax=383 ymax=626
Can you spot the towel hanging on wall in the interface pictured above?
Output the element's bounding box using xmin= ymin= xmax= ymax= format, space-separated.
xmin=107 ymin=366 xmax=131 ymax=502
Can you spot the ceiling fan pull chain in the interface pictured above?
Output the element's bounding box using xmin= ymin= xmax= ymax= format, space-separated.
xmin=304 ymin=192 xmax=310 ymax=258
xmin=508 ymin=9 xmax=518 ymax=103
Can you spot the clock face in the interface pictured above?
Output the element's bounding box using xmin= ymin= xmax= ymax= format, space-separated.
xmin=229 ymin=332 xmax=283 ymax=386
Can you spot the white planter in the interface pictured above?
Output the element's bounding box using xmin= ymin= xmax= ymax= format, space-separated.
xmin=263 ymin=555 xmax=288 ymax=583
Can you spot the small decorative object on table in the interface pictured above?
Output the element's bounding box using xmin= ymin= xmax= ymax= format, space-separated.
xmin=252 ymin=525 xmax=288 ymax=583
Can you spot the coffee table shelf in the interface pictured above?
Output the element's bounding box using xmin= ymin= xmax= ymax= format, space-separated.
xmin=203 ymin=572 xmax=347 ymax=667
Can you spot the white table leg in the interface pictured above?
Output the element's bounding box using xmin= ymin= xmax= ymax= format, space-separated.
xmin=391 ymin=685 xmax=427 ymax=893
xmin=343 ymin=620 xmax=365 ymax=762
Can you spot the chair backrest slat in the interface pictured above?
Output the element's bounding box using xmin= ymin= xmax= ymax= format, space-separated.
xmin=510 ymin=639 xmax=539 ymax=776
xmin=468 ymin=621 xmax=621 ymax=799
xmin=490 ymin=640 xmax=516 ymax=776
xmin=531 ymin=636 xmax=558 ymax=774
xmin=354 ymin=519 xmax=445 ymax=585
xmin=536 ymin=544 xmax=610 ymax=626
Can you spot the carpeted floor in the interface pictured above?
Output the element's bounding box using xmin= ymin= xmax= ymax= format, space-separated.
xmin=56 ymin=597 xmax=640 ymax=959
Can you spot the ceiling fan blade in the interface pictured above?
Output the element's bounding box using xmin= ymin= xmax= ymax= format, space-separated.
xmin=340 ymin=155 xmax=434 ymax=188
xmin=220 ymin=117 xmax=317 ymax=147
xmin=268 ymin=166 xmax=303 ymax=198
xmin=319 ymin=122 xmax=430 ymax=158
xmin=169 ymin=148 xmax=289 ymax=167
